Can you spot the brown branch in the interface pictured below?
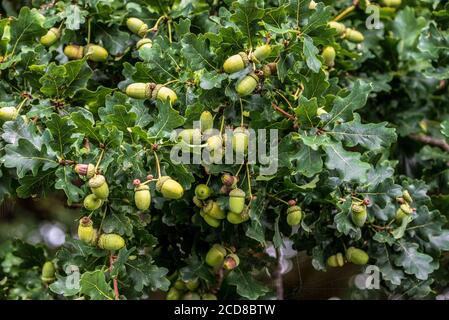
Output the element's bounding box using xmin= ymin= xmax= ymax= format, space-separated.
xmin=109 ymin=255 xmax=120 ymax=300
xmin=271 ymin=102 xmax=296 ymax=121
xmin=409 ymin=134 xmax=449 ymax=153
xmin=211 ymin=267 xmax=225 ymax=295
xmin=274 ymin=247 xmax=284 ymax=300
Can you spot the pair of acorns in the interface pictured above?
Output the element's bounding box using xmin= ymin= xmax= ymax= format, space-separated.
xmin=328 ymin=21 xmax=365 ymax=43
xmin=327 ymin=247 xmax=369 ymax=267
xmin=126 ymin=17 xmax=153 ymax=51
xmin=395 ymin=190 xmax=415 ymax=222
xmin=205 ymin=244 xmax=240 ymax=271
xmin=222 ymin=44 xmax=276 ymax=96
xmin=78 ymin=216 xmax=126 ymax=251
xmin=134 ymin=176 xmax=184 ymax=210
xmin=64 ymin=44 xmax=109 ymax=62
xmin=125 ymin=82 xmax=177 ymax=104
xmin=166 ymin=277 xmax=217 ymax=300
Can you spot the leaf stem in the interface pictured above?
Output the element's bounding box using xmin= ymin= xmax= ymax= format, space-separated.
xmin=219 ymin=115 xmax=225 ymax=135
xmin=87 ymin=17 xmax=92 ymax=44
xmin=239 ymin=98 xmax=245 ymax=127
xmin=168 ymin=19 xmax=172 ymax=43
xmin=246 ymin=163 xmax=252 ymax=199
xmin=16 ymin=97 xmax=28 ymax=113
xmin=268 ymin=194 xmax=289 ymax=205
xmin=153 ymin=151 xmax=162 ymax=179
xmin=332 ymin=5 xmax=356 ymax=22
xmin=94 ymin=148 xmax=105 ymax=173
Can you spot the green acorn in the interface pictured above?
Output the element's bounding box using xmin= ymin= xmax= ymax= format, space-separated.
xmin=250 ymin=44 xmax=272 ymax=62
xmin=402 ymin=190 xmax=413 ymax=204
xmin=202 ymin=293 xmax=218 ymax=300
xmin=322 ymin=46 xmax=336 ymax=67
xmin=223 ymin=52 xmax=249 ymax=74
xmin=40 ymin=27 xmax=61 ymax=46
xmin=178 ymin=128 xmax=202 ymax=145
xmin=203 ymin=200 xmax=226 ymax=219
xmin=232 ymin=127 xmax=249 ymax=155
xmin=41 ymin=261 xmax=56 ymax=284
xmin=345 ymin=247 xmax=369 ymax=265
xmin=195 ymin=184 xmax=211 ymax=200
xmin=205 ymin=244 xmax=227 ymax=267
xmin=200 ymin=111 xmax=214 ymax=132
xmin=84 ymin=44 xmax=108 ymax=62
xmin=126 ymin=17 xmax=148 ymax=37
xmin=395 ymin=203 xmax=413 ymax=222
xmin=83 ymin=193 xmax=103 ymax=211
xmin=136 ymin=38 xmax=152 ymax=50
xmin=327 ymin=253 xmax=345 ymax=267
xmin=316 ymin=107 xmax=328 ymax=116
xmin=193 ymin=196 xmax=204 ymax=208
xmin=203 ymin=213 xmax=221 ymax=228
xmin=125 ymin=82 xmax=153 ymax=99
xmin=206 ymin=135 xmax=223 ymax=151
xmin=236 ymin=72 xmax=259 ymax=96
xmin=156 ymin=176 xmax=184 ymax=199
xmin=182 ymin=292 xmax=201 ymax=300
xmin=98 ymin=233 xmax=125 ymax=251
xmin=309 ymin=0 xmax=317 ymax=9
xmin=223 ymin=253 xmax=240 ymax=270
xmin=174 ymin=280 xmax=187 ymax=291
xmin=227 ymin=211 xmax=249 ymax=224
xmin=229 ymin=188 xmax=246 ymax=214
xmin=74 ymin=163 xmax=96 ymax=178
xmin=0 ymin=106 xmax=18 ymax=121
xmin=345 ymin=29 xmax=364 ymax=43
xmin=88 ymin=174 xmax=109 ymax=199
xmin=286 ymin=205 xmax=302 ymax=226
xmin=351 ymin=203 xmax=367 ymax=227
xmin=151 ymin=84 xmax=177 ymax=104
xmin=382 ymin=0 xmax=401 ymax=7
xmin=78 ymin=216 xmax=97 ymax=245
xmin=185 ymin=278 xmax=199 ymax=291
xmin=134 ymin=184 xmax=151 ymax=211
xmin=64 ymin=44 xmax=84 ymax=60
xmin=166 ymin=287 xmax=182 ymax=300
xmin=328 ymin=21 xmax=346 ymax=35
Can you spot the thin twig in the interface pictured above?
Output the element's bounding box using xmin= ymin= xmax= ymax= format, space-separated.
xmin=409 ymin=134 xmax=449 ymax=153
xmin=109 ymin=255 xmax=120 ymax=300
xmin=271 ymin=102 xmax=296 ymax=121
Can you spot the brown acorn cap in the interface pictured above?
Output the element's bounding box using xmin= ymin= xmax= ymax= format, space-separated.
xmin=88 ymin=174 xmax=106 ymax=188
xmin=238 ymin=52 xmax=249 ymax=65
xmin=80 ymin=216 xmax=93 ymax=227
xmin=135 ymin=184 xmax=150 ymax=192
xmin=156 ymin=176 xmax=171 ymax=192
xmin=151 ymin=84 xmax=164 ymax=100
xmin=229 ymin=188 xmax=245 ymax=198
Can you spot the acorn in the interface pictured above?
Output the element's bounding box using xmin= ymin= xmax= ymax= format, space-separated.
xmin=166 ymin=287 xmax=182 ymax=300
xmin=182 ymin=292 xmax=201 ymax=300
xmin=83 ymin=193 xmax=103 ymax=211
xmin=262 ymin=62 xmax=277 ymax=77
xmin=227 ymin=211 xmax=249 ymax=224
xmin=88 ymin=174 xmax=109 ymax=199
xmin=78 ymin=216 xmax=97 ymax=245
xmin=156 ymin=176 xmax=184 ymax=199
xmin=236 ymin=72 xmax=259 ymax=96
xmin=134 ymin=184 xmax=151 ymax=211
xmin=229 ymin=188 xmax=245 ymax=214
xmin=203 ymin=200 xmax=226 ymax=220
xmin=327 ymin=253 xmax=345 ymax=267
xmin=345 ymin=29 xmax=364 ymax=43
xmin=223 ymin=52 xmax=249 ymax=74
xmin=286 ymin=205 xmax=302 ymax=226
xmin=223 ymin=253 xmax=240 ymax=270
xmin=126 ymin=17 xmax=148 ymax=37
xmin=174 ymin=280 xmax=187 ymax=291
xmin=205 ymin=244 xmax=227 ymax=267
xmin=136 ymin=38 xmax=152 ymax=50
xmin=200 ymin=111 xmax=214 ymax=132
xmin=98 ymin=233 xmax=125 ymax=251
xmin=195 ymin=184 xmax=211 ymax=200
xmin=185 ymin=278 xmax=199 ymax=291
xmin=40 ymin=27 xmax=61 ymax=46
xmin=64 ymin=44 xmax=84 ymax=60
xmin=151 ymin=84 xmax=177 ymax=104
xmin=308 ymin=0 xmax=317 ymax=9
xmin=322 ymin=46 xmax=336 ymax=67
xmin=178 ymin=128 xmax=202 ymax=145
xmin=203 ymin=213 xmax=221 ymax=228
xmin=351 ymin=203 xmax=367 ymax=227
xmin=382 ymin=0 xmax=401 ymax=7
xmin=74 ymin=163 xmax=96 ymax=178
xmin=0 ymin=106 xmax=18 ymax=121
xmin=402 ymin=190 xmax=413 ymax=204
xmin=345 ymin=247 xmax=369 ymax=265
xmin=395 ymin=203 xmax=413 ymax=222
xmin=328 ymin=21 xmax=346 ymax=35
xmin=316 ymin=107 xmax=328 ymax=116
xmin=250 ymin=44 xmax=272 ymax=62
xmin=41 ymin=261 xmax=56 ymax=284
xmin=222 ymin=173 xmax=238 ymax=187
xmin=232 ymin=127 xmax=249 ymax=155
xmin=193 ymin=196 xmax=204 ymax=208
xmin=84 ymin=44 xmax=108 ymax=62
xmin=126 ymin=82 xmax=154 ymax=99
xmin=202 ymin=293 xmax=218 ymax=300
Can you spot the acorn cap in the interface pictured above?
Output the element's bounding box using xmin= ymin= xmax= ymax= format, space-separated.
xmin=287 ymin=205 xmax=301 ymax=214
xmin=238 ymin=52 xmax=249 ymax=65
xmin=80 ymin=216 xmax=93 ymax=227
xmin=151 ymin=84 xmax=164 ymax=100
xmin=135 ymin=184 xmax=150 ymax=192
xmin=136 ymin=38 xmax=152 ymax=50
xmin=229 ymin=188 xmax=245 ymax=198
xmin=248 ymin=71 xmax=259 ymax=82
xmin=88 ymin=174 xmax=106 ymax=188
xmin=156 ymin=176 xmax=171 ymax=192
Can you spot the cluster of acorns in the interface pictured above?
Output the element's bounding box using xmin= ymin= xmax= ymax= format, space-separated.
xmin=166 ymin=277 xmax=217 ymax=300
xmin=205 ymin=244 xmax=240 ymax=271
xmin=327 ymin=247 xmax=369 ymax=268
xmin=395 ymin=190 xmax=415 ymax=222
